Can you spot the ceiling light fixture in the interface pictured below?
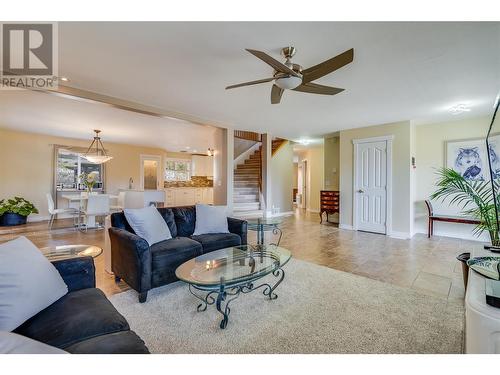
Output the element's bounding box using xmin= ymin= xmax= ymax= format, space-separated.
xmin=297 ymin=139 xmax=311 ymax=146
xmin=59 ymin=76 xmax=70 ymax=82
xmin=274 ymin=75 xmax=302 ymax=90
xmin=449 ymin=104 xmax=471 ymax=115
xmin=83 ymin=130 xmax=113 ymax=164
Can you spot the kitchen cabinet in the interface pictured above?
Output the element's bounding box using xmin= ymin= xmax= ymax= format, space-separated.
xmin=192 ymin=155 xmax=214 ymax=177
xmin=164 ymin=187 xmax=213 ymax=207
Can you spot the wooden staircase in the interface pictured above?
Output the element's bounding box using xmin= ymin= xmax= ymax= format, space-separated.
xmin=232 ymin=133 xmax=289 ymax=218
xmin=233 ymin=148 xmax=263 ymax=218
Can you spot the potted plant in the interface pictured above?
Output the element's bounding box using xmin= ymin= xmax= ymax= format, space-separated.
xmin=79 ymin=171 xmax=99 ymax=193
xmin=431 ymin=167 xmax=500 ymax=246
xmin=0 ymin=197 xmax=39 ymax=226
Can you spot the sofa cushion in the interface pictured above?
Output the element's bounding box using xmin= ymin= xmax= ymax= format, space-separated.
xmin=111 ymin=208 xmax=177 ymax=238
xmin=0 ymin=332 xmax=67 ymax=354
xmin=191 ymin=233 xmax=241 ymax=253
xmin=14 ymin=288 xmax=129 ymax=349
xmin=64 ymin=331 xmax=149 ymax=354
xmin=172 ymin=206 xmax=196 ymax=237
xmin=124 ymin=205 xmax=172 ymax=245
xmin=0 ymin=236 xmax=68 ymax=331
xmin=193 ymin=204 xmax=229 ymax=235
xmin=150 ymin=237 xmax=202 ymax=286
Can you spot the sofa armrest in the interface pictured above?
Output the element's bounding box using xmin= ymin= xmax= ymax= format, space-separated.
xmin=51 ymin=257 xmax=96 ymax=292
xmin=108 ymin=227 xmax=152 ymax=293
xmin=228 ymin=217 xmax=248 ymax=245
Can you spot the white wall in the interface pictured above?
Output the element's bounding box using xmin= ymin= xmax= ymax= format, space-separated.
xmin=340 ymin=121 xmax=412 ymax=237
xmin=414 ymin=115 xmax=491 ymax=241
xmin=271 ymin=141 xmax=294 ymax=214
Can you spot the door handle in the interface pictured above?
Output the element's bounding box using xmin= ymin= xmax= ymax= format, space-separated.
xmin=357 ymin=189 xmax=364 ymax=193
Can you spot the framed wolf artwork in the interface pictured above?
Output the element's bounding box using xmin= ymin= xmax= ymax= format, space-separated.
xmin=446 ymin=135 xmax=500 ymax=182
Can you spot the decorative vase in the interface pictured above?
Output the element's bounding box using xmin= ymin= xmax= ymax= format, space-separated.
xmin=0 ymin=212 xmax=28 ymax=226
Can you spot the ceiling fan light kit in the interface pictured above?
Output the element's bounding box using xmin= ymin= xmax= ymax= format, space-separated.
xmin=226 ymin=46 xmax=354 ymax=104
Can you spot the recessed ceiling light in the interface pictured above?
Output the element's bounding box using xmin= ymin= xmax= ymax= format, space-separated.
xmin=297 ymin=139 xmax=311 ymax=145
xmin=449 ymin=104 xmax=471 ymax=115
xmin=59 ymin=76 xmax=70 ymax=82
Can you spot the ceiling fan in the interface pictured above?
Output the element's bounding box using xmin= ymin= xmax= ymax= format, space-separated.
xmin=226 ymin=46 xmax=354 ymax=104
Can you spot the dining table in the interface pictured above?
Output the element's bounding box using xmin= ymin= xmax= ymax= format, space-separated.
xmin=60 ymin=193 xmax=119 ymax=229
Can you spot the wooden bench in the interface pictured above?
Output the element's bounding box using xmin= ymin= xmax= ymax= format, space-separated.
xmin=424 ymin=200 xmax=480 ymax=238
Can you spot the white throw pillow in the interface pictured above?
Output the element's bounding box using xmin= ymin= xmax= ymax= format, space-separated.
xmin=193 ymin=204 xmax=229 ymax=235
xmin=0 ymin=332 xmax=67 ymax=354
xmin=0 ymin=236 xmax=68 ymax=331
xmin=124 ymin=205 xmax=172 ymax=245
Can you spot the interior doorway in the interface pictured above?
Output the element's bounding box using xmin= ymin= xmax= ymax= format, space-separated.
xmin=140 ymin=155 xmax=162 ymax=190
xmin=297 ymin=160 xmax=307 ymax=209
xmin=353 ymin=136 xmax=393 ymax=235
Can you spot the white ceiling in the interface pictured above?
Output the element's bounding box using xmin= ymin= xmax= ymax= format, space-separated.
xmin=0 ymin=91 xmax=218 ymax=152
xmin=1 ymin=22 xmax=499 ymax=146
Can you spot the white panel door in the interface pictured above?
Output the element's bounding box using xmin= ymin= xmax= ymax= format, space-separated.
xmin=355 ymin=141 xmax=387 ymax=234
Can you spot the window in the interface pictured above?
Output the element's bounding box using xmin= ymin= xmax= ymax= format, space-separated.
xmin=56 ymin=148 xmax=103 ymax=190
xmin=165 ymin=158 xmax=191 ymax=181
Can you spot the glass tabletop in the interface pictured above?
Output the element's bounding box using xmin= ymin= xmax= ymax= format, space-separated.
xmin=246 ymin=218 xmax=282 ymax=226
xmin=175 ymin=245 xmax=291 ymax=288
xmin=40 ymin=245 xmax=103 ymax=261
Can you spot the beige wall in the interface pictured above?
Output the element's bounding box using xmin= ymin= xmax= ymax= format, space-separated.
xmin=324 ymin=136 xmax=340 ymax=191
xmin=414 ymin=115 xmax=490 ymax=240
xmin=297 ymin=146 xmax=324 ymax=212
xmin=0 ymin=128 xmax=165 ymax=220
xmin=340 ymin=121 xmax=412 ymax=236
xmin=271 ymin=141 xmax=294 ymax=214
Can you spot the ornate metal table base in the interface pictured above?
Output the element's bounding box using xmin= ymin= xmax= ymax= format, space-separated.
xmin=188 ymin=268 xmax=285 ymax=329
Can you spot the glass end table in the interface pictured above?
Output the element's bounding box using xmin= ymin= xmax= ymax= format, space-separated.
xmin=246 ymin=217 xmax=282 ymax=246
xmin=40 ymin=244 xmax=103 ymax=261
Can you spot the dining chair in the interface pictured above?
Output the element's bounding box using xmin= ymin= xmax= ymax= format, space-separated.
xmin=110 ymin=191 xmax=126 ymax=212
xmin=46 ymin=193 xmax=78 ymax=230
xmin=79 ymin=194 xmax=111 ymax=232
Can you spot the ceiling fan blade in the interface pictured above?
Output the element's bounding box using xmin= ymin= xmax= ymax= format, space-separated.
xmin=226 ymin=77 xmax=275 ymax=90
xmin=302 ymin=48 xmax=354 ymax=84
xmin=271 ymin=84 xmax=284 ymax=104
xmin=293 ymin=82 xmax=344 ymax=95
xmin=246 ymin=49 xmax=300 ymax=77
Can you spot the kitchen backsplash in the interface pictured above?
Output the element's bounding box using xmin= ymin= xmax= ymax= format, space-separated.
xmin=164 ymin=176 xmax=213 ymax=188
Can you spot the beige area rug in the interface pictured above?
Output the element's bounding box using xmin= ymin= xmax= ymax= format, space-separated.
xmin=109 ymin=259 xmax=464 ymax=354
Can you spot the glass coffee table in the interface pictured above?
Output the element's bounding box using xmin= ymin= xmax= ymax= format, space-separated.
xmin=246 ymin=217 xmax=282 ymax=246
xmin=176 ymin=245 xmax=291 ymax=329
xmin=40 ymin=244 xmax=103 ymax=261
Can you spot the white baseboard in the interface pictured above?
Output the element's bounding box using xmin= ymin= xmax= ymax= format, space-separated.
xmin=389 ymin=231 xmax=413 ymax=239
xmin=339 ymin=224 xmax=354 ymax=230
xmin=27 ymin=215 xmax=50 ymax=223
xmin=269 ymin=211 xmax=294 ymax=217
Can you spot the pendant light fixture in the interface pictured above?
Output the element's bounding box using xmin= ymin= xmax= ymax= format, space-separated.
xmin=83 ymin=130 xmax=113 ymax=164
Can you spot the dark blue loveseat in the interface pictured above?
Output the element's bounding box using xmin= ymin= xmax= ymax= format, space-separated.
xmin=14 ymin=257 xmax=149 ymax=354
xmin=109 ymin=206 xmax=248 ymax=303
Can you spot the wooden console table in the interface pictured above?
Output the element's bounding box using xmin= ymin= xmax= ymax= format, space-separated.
xmin=320 ymin=190 xmax=339 ymax=224
xmin=425 ymin=200 xmax=480 ymax=238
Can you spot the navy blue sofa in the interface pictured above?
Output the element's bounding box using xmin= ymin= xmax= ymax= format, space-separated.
xmin=109 ymin=206 xmax=248 ymax=303
xmin=14 ymin=257 xmax=149 ymax=354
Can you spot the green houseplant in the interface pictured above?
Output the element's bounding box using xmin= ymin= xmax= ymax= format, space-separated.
xmin=431 ymin=167 xmax=500 ymax=246
xmin=0 ymin=197 xmax=39 ymax=226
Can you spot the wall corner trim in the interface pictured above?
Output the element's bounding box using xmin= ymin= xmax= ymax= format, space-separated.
xmin=339 ymin=224 xmax=354 ymax=230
